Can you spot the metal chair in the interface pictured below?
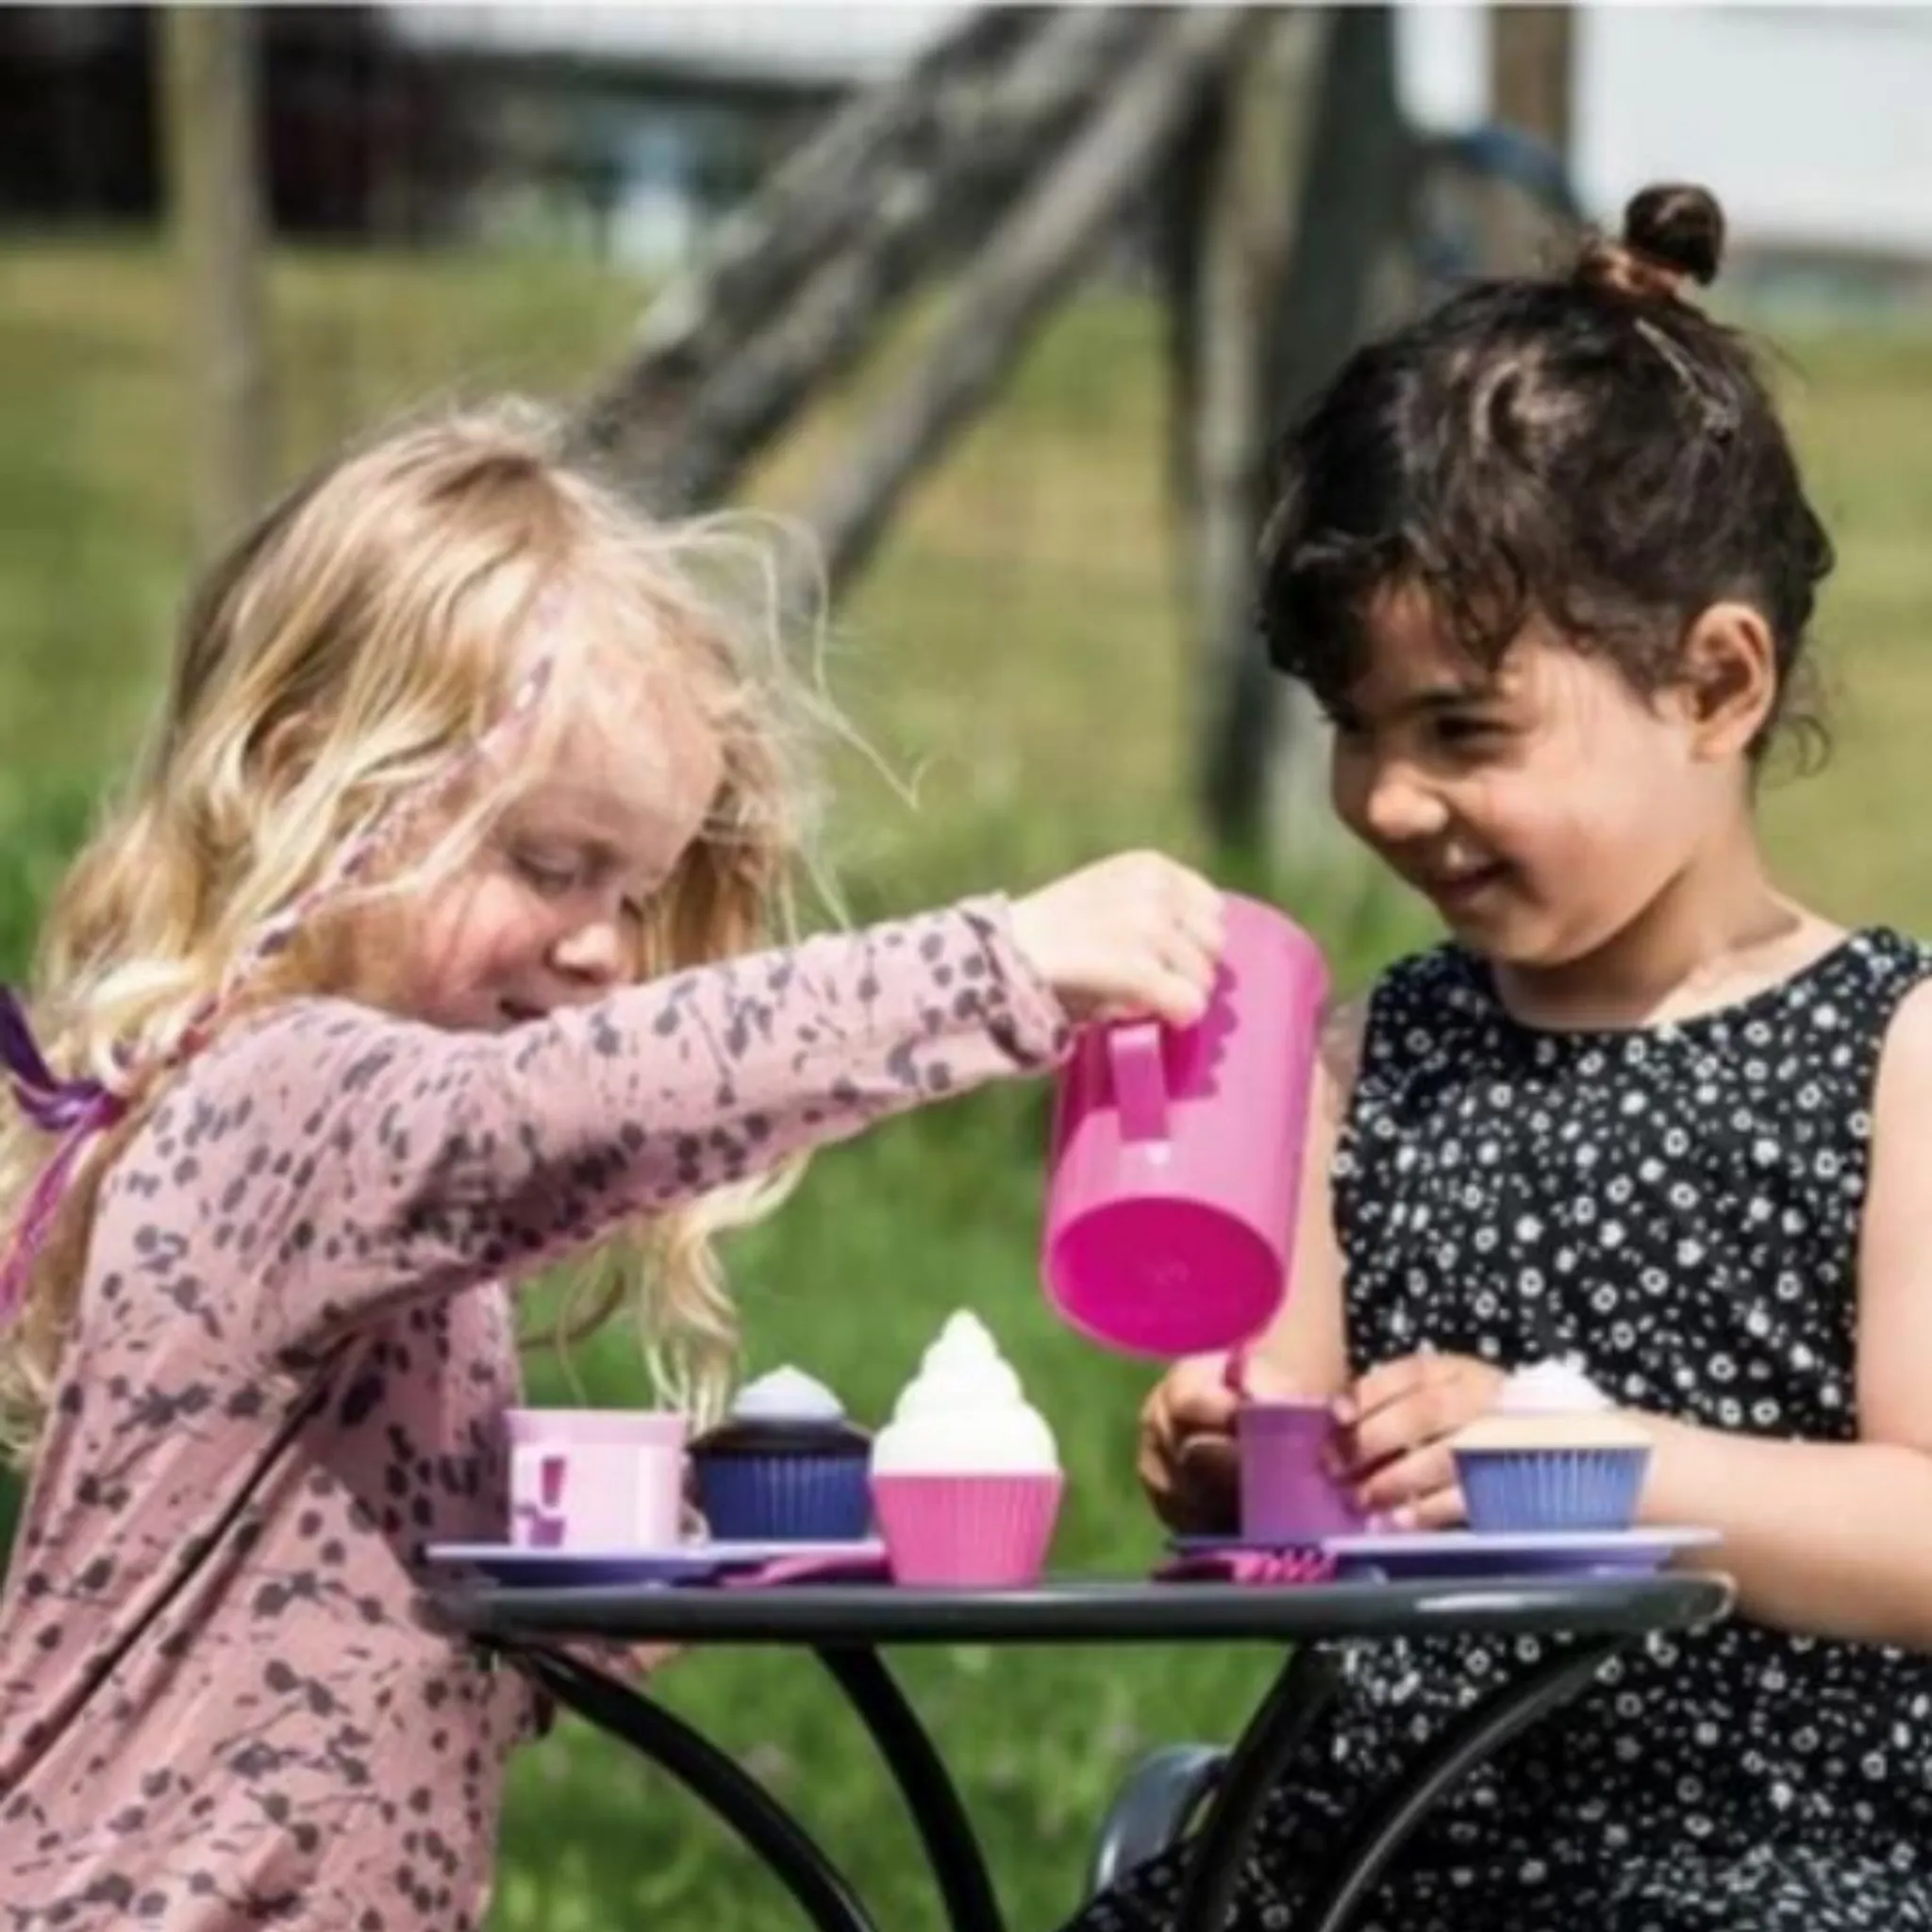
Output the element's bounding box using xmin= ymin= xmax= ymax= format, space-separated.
xmin=1085 ymin=1742 xmax=1230 ymax=1898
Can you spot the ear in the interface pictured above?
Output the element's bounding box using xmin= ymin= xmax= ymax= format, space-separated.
xmin=1678 ymin=602 xmax=1777 ymax=759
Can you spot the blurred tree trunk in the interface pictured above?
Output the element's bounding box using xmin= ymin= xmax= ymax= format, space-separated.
xmin=158 ymin=6 xmax=273 ymax=563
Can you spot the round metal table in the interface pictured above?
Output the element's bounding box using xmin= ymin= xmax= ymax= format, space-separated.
xmin=440 ymin=1569 xmax=1734 ymax=1932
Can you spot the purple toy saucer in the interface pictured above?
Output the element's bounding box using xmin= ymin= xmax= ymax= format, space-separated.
xmin=1321 ymin=1526 xmax=1718 ymax=1581
xmin=426 ymin=1538 xmax=887 ymax=1590
xmin=1170 ymin=1526 xmax=1717 ymax=1582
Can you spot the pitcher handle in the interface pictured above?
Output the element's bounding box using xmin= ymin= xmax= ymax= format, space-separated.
xmin=1109 ymin=1022 xmax=1170 ymax=1143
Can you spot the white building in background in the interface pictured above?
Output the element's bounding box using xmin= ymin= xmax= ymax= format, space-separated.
xmin=395 ymin=5 xmax=1932 ymax=267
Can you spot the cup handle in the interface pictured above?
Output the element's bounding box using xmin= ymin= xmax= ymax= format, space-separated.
xmin=1108 ymin=1022 xmax=1170 ymax=1144
xmin=512 ymin=1448 xmax=569 ymax=1547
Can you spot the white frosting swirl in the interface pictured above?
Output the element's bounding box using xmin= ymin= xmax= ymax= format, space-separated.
xmin=871 ymin=1312 xmax=1058 ymax=1474
xmin=1495 ymin=1359 xmax=1610 ymax=1415
xmin=730 ymin=1366 xmax=845 ymax=1425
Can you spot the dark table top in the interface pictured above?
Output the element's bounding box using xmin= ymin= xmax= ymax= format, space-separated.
xmin=436 ymin=1571 xmax=1734 ymax=1648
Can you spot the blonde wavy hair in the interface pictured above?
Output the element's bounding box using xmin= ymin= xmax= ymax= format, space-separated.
xmin=0 ymin=398 xmax=837 ymax=1464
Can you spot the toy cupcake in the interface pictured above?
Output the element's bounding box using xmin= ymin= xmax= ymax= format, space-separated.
xmin=1451 ymin=1359 xmax=1653 ymax=1532
xmin=688 ymin=1367 xmax=873 ymax=1541
xmin=869 ymin=1311 xmax=1062 ymax=1587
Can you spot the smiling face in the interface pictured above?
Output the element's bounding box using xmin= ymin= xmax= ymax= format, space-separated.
xmin=1326 ymin=591 xmax=1741 ymax=969
xmin=384 ymin=668 xmax=726 ymax=1032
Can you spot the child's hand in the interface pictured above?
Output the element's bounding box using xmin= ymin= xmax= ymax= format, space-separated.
xmin=1010 ymin=851 xmax=1224 ymax=1027
xmin=1334 ymin=1352 xmax=1505 ymax=1529
xmin=1139 ymin=1350 xmax=1300 ymax=1533
xmin=569 ymin=1639 xmax=682 ymax=1681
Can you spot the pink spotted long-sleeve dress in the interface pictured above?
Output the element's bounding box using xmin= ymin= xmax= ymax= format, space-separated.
xmin=0 ymin=899 xmax=1068 ymax=1929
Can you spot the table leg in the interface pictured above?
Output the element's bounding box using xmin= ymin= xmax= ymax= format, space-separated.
xmin=1297 ymin=1634 xmax=1624 ymax=1932
xmin=814 ymin=1644 xmax=1006 ymax=1932
xmin=497 ymin=1641 xmax=878 ymax=1932
xmin=1170 ymin=1646 xmax=1344 ymax=1932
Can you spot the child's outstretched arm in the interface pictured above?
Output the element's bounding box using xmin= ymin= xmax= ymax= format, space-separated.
xmin=1632 ymin=977 xmax=1932 ymax=1651
xmin=110 ymin=853 xmax=1221 ymax=1362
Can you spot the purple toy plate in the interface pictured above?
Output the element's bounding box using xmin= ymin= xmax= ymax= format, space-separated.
xmin=1174 ymin=1527 xmax=1718 ymax=1581
xmin=427 ymin=1539 xmax=886 ymax=1590
xmin=1324 ymin=1526 xmax=1718 ymax=1580
xmin=680 ymin=1538 xmax=886 ymax=1568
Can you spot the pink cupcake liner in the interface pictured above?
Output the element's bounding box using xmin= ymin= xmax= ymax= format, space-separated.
xmin=869 ymin=1472 xmax=1063 ymax=1587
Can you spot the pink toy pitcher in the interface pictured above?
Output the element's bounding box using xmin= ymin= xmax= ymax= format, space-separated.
xmin=1041 ymin=894 xmax=1327 ymax=1357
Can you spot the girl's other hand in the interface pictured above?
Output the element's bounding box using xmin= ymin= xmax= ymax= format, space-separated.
xmin=1334 ymin=1351 xmax=1505 ymax=1529
xmin=1010 ymin=851 xmax=1225 ymax=1028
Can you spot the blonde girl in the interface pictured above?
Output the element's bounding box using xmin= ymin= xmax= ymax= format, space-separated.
xmin=0 ymin=400 xmax=1224 ymax=1929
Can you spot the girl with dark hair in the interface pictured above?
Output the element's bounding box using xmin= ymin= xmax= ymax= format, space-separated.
xmin=1117 ymin=184 xmax=1932 ymax=1932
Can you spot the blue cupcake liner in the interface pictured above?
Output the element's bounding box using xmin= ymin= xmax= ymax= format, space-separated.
xmin=1453 ymin=1446 xmax=1650 ymax=1533
xmin=691 ymin=1452 xmax=873 ymax=1541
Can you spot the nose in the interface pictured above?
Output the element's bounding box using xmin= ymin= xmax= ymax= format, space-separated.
xmin=1350 ymin=756 xmax=1451 ymax=847
xmin=549 ymin=910 xmax=628 ymax=991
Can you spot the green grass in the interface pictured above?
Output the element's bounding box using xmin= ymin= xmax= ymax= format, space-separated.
xmin=4 ymin=234 xmax=1932 ymax=1930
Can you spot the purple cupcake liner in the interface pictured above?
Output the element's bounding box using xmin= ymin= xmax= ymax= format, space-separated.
xmin=691 ymin=1452 xmax=873 ymax=1542
xmin=1454 ymin=1446 xmax=1651 ymax=1533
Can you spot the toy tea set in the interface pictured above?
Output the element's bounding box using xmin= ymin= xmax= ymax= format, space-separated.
xmin=430 ymin=895 xmax=1715 ymax=1593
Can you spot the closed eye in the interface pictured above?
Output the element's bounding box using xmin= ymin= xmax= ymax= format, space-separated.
xmin=1429 ymin=713 xmax=1507 ymax=750
xmin=511 ymin=849 xmax=580 ymax=894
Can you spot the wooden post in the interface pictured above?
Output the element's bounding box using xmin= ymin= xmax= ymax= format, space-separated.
xmin=800 ymin=7 xmax=1250 ymax=603
xmin=158 ymin=6 xmax=274 ymax=561
xmin=574 ymin=5 xmax=1041 ymax=484
xmin=591 ymin=9 xmax=1159 ymax=514
xmin=1491 ymin=6 xmax=1574 ymax=156
xmin=1186 ymin=6 xmax=1407 ymax=868
xmin=1485 ymin=6 xmax=1574 ymax=271
xmin=1180 ymin=14 xmax=1328 ymax=873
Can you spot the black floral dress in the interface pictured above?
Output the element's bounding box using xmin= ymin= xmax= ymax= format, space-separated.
xmin=1077 ymin=930 xmax=1932 ymax=1931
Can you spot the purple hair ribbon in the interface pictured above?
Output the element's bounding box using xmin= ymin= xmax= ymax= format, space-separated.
xmin=0 ymin=988 xmax=125 ymax=1321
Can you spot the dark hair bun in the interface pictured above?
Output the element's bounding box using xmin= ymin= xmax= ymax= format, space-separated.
xmin=1623 ymin=183 xmax=1725 ymax=287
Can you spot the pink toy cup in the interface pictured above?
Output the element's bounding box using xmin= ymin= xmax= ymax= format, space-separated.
xmin=1238 ymin=1400 xmax=1368 ymax=1541
xmin=507 ymin=1407 xmax=688 ymax=1551
xmin=1041 ymin=894 xmax=1328 ymax=1357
